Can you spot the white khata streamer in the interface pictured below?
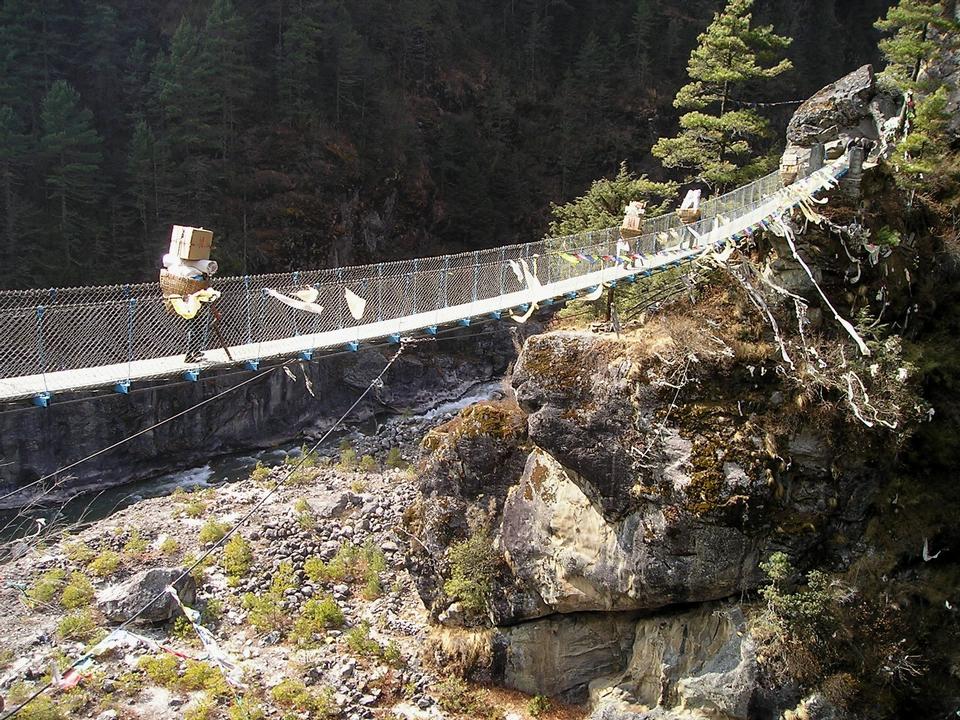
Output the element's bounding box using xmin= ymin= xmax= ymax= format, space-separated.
xmin=775 ymin=217 xmax=871 ymax=356
xmin=265 ymin=288 xmax=324 ymax=315
xmin=583 ymin=285 xmax=604 ymax=301
xmin=345 ymin=288 xmax=367 ymax=320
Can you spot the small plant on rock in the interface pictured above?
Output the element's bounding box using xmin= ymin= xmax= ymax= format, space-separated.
xmin=198 ymin=520 xmax=229 ymax=545
xmin=57 ymin=609 xmax=100 ymax=642
xmin=241 ymin=561 xmax=296 ymax=634
xmin=222 ymin=534 xmax=253 ymax=585
xmin=62 ymin=539 xmax=96 ymax=565
xmin=359 ymin=454 xmax=378 ymax=473
xmin=290 ymin=596 xmax=345 ymax=647
xmin=385 ymin=447 xmax=407 ymax=469
xmin=249 ymin=461 xmax=272 ymax=484
xmin=122 ymin=529 xmax=149 ymax=557
xmin=443 ymin=531 xmax=499 ymax=616
xmin=528 ymin=694 xmax=551 ymax=717
xmin=183 ymin=692 xmax=217 ymax=720
xmin=270 ymin=679 xmax=335 ymax=717
xmin=26 ymin=569 xmax=67 ymax=606
xmin=138 ymin=654 xmax=180 ymax=687
xmin=60 ymin=572 xmax=95 ymax=610
xmin=159 ymin=537 xmax=179 ymax=555
xmin=87 ymin=550 xmax=121 ymax=578
xmin=435 ymin=676 xmax=482 ymax=715
xmin=181 ymin=660 xmax=229 ymax=697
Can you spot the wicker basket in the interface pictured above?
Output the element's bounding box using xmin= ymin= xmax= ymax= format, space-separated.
xmin=676 ymin=208 xmax=701 ymax=224
xmin=160 ymin=269 xmax=209 ymax=313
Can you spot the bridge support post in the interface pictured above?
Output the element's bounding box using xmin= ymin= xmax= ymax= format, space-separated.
xmin=605 ymin=287 xmax=615 ymax=323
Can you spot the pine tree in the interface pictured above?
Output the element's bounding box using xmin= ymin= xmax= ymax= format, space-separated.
xmin=200 ymin=0 xmax=255 ymax=161
xmin=652 ymin=0 xmax=793 ymax=191
xmin=126 ymin=119 xmax=159 ymax=264
xmin=875 ymin=0 xmax=959 ymax=90
xmin=0 ymin=106 xmax=32 ymax=281
xmin=548 ymin=162 xmax=679 ymax=236
xmin=39 ymin=80 xmax=104 ymax=282
xmin=279 ymin=1 xmax=323 ymax=124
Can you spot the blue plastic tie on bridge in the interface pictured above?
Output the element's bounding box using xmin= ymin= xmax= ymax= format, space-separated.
xmin=183 ymin=370 xmax=199 ymax=383
xmin=565 ymin=291 xmax=578 ymax=300
xmin=346 ymin=341 xmax=359 ymax=352
xmin=426 ymin=326 xmax=438 ymax=336
xmin=627 ymin=274 xmax=637 ymax=283
xmin=245 ymin=359 xmax=260 ymax=371
xmin=299 ymin=350 xmax=313 ymax=361
xmin=114 ymin=380 xmax=130 ymax=394
xmin=517 ymin=303 xmax=529 ymax=312
xmin=608 ymin=281 xmax=618 ymax=289
xmin=489 ymin=311 xmax=502 ymax=320
xmin=458 ymin=318 xmax=471 ymax=327
xmin=541 ymin=298 xmax=554 ymax=306
xmin=388 ymin=333 xmax=401 ymax=344
xmin=33 ymin=391 xmax=51 ymax=408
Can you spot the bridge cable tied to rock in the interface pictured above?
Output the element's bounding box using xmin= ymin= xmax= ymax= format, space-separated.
xmin=0 ymin=154 xmax=852 ymax=404
xmin=0 ymin=341 xmax=410 ymax=720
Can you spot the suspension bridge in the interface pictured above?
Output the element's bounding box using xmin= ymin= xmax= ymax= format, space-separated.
xmin=0 ymin=155 xmax=850 ymax=406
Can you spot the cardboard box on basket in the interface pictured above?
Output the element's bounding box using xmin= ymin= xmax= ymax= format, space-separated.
xmin=169 ymin=226 xmax=213 ymax=261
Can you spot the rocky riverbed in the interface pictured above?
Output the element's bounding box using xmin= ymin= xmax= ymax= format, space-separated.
xmin=0 ymin=449 xmax=586 ymax=720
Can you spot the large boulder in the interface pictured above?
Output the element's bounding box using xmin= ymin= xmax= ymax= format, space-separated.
xmin=495 ymin=613 xmax=638 ymax=703
xmin=97 ymin=566 xmax=196 ymax=623
xmin=786 ymin=65 xmax=880 ymax=146
xmin=499 ymin=449 xmax=762 ymax=615
xmin=588 ymin=606 xmax=757 ymax=720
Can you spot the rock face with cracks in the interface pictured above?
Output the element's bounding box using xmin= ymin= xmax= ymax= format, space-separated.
xmin=407 ymin=291 xmax=894 ymax=717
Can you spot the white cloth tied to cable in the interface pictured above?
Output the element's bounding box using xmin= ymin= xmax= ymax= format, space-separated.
xmin=345 ymin=288 xmax=367 ymax=320
xmin=583 ymin=285 xmax=604 ymax=301
xmin=265 ymin=287 xmax=324 ymax=315
xmin=510 ymin=259 xmax=541 ymax=323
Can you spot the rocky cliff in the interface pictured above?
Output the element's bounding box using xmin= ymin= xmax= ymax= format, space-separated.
xmin=404 ymin=65 xmax=960 ymax=720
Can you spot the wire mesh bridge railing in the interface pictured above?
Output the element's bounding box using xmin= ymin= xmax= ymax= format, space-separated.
xmin=0 ymin=157 xmax=847 ymax=403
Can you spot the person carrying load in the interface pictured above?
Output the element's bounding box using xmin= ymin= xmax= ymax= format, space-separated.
xmin=160 ymin=226 xmax=222 ymax=363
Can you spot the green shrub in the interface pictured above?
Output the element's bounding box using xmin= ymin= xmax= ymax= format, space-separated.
xmin=222 ymin=535 xmax=253 ymax=585
xmin=528 ymin=694 xmax=551 ymax=717
xmin=183 ymin=500 xmax=207 ymax=518
xmin=337 ymin=447 xmax=358 ymax=470
xmin=304 ymin=541 xmax=385 ymax=592
xmin=122 ymin=530 xmax=149 ymax=557
xmin=183 ymin=552 xmax=215 ymax=583
xmin=359 ymin=454 xmax=378 ymax=473
xmin=183 ymin=693 xmax=217 ymax=720
xmin=249 ymin=461 xmax=272 ymax=484
xmin=385 ymin=447 xmax=407 ymax=469
xmin=228 ymin=701 xmax=265 ymax=720
xmin=350 ymin=478 xmax=368 ymax=493
xmin=159 ymin=537 xmax=179 ymax=555
xmin=62 ymin=540 xmax=96 ymax=565
xmin=198 ymin=520 xmax=229 ymax=545
xmin=345 ymin=621 xmax=381 ymax=657
xmin=291 ymin=596 xmax=345 ymax=647
xmin=57 ymin=609 xmax=100 ymax=641
xmin=270 ymin=679 xmax=335 ymax=717
xmin=181 ymin=660 xmax=229 ymax=696
xmin=443 ymin=531 xmax=499 ymax=615
xmin=435 ymin=676 xmax=482 ymax=715
xmin=60 ymin=572 xmax=95 ymax=609
xmin=203 ymin=598 xmax=223 ymax=626
xmin=87 ymin=550 xmax=121 ymax=578
xmin=241 ymin=561 xmax=296 ymax=634
xmin=26 ymin=569 xmax=67 ymax=606
xmin=138 ymin=654 xmax=180 ymax=687
xmin=6 ymin=692 xmax=65 ymax=720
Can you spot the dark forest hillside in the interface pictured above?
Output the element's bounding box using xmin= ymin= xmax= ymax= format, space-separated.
xmin=0 ymin=0 xmax=892 ymax=288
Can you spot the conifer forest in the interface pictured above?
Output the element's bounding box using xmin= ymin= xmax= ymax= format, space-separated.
xmin=0 ymin=0 xmax=893 ymax=288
